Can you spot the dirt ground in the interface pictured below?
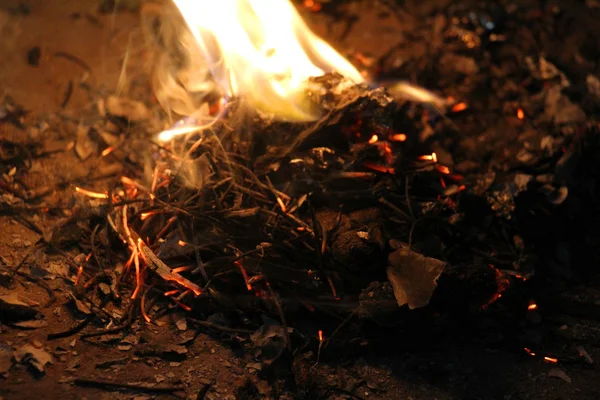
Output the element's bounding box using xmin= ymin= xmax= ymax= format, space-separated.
xmin=1 ymin=1 xmax=599 ymax=399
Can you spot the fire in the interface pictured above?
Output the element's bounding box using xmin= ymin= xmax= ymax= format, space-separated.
xmin=165 ymin=0 xmax=363 ymax=136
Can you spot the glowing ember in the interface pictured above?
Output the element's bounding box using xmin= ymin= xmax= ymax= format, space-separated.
xmin=368 ymin=134 xmax=379 ymax=144
xmin=418 ymin=152 xmax=438 ymax=163
xmin=517 ymin=108 xmax=525 ymax=119
xmin=75 ymin=186 xmax=109 ymax=199
xmin=166 ymin=0 xmax=363 ymax=136
xmin=318 ymin=329 xmax=323 ymax=342
xmin=524 ymin=348 xmax=536 ymax=356
xmin=451 ymin=102 xmax=468 ymax=113
xmin=276 ymin=196 xmax=287 ymax=213
xmin=436 ymin=165 xmax=451 ymax=175
xmin=527 ymin=303 xmax=538 ymax=310
xmin=101 ymin=146 xmax=115 ymax=157
xmin=544 ymin=356 xmax=558 ymax=363
xmin=389 ymin=133 xmax=407 ymax=142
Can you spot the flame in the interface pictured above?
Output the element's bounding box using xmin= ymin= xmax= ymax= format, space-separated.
xmin=168 ymin=0 xmax=363 ymax=130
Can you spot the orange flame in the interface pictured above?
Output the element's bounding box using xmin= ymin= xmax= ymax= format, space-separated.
xmin=160 ymin=0 xmax=363 ymax=141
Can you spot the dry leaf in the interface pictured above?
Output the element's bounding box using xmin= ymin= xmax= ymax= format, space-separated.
xmin=13 ymin=344 xmax=53 ymax=373
xmin=386 ymin=246 xmax=446 ymax=309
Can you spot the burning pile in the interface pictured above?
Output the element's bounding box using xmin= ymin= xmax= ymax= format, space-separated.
xmin=56 ymin=0 xmax=598 ymax=367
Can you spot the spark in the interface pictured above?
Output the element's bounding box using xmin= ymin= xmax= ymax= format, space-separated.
xmin=164 ymin=290 xmax=179 ymax=297
xmin=517 ymin=108 xmax=525 ymax=120
xmin=528 ymin=303 xmax=538 ymax=310
xmin=544 ymin=357 xmax=558 ymax=363
xmin=75 ymin=186 xmax=109 ymax=199
xmin=368 ymin=134 xmax=378 ymax=144
xmin=318 ymin=330 xmax=323 ymax=342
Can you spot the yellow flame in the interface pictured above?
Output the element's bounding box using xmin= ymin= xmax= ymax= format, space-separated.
xmin=167 ymin=0 xmax=363 ymax=130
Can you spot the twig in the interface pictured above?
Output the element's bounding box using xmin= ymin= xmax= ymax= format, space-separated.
xmin=267 ymin=285 xmax=292 ymax=352
xmin=48 ymin=315 xmax=93 ymax=340
xmin=74 ymin=377 xmax=184 ymax=393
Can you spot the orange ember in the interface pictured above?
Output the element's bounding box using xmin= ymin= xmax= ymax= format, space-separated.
xmin=436 ymin=165 xmax=451 ymax=175
xmin=277 ymin=197 xmax=287 ymax=213
xmin=363 ymin=162 xmax=395 ymax=174
xmin=527 ymin=303 xmax=538 ymax=310
xmin=418 ymin=152 xmax=438 ymax=163
xmin=524 ymin=348 xmax=536 ymax=356
xmin=75 ymin=186 xmax=109 ymax=199
xmin=517 ymin=108 xmax=525 ymax=120
xmin=389 ymin=133 xmax=407 ymax=142
xmin=451 ymin=102 xmax=468 ymax=113
xmin=368 ymin=134 xmax=378 ymax=144
xmin=101 ymin=146 xmax=115 ymax=157
xmin=544 ymin=357 xmax=558 ymax=363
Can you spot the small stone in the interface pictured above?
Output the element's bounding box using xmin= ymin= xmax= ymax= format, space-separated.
xmin=32 ymin=340 xmax=43 ymax=348
xmin=246 ymin=362 xmax=262 ymax=371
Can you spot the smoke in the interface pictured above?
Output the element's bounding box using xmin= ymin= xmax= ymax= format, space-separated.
xmin=140 ymin=2 xmax=220 ymax=123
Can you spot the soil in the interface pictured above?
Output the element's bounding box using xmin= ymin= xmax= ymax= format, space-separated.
xmin=1 ymin=1 xmax=600 ymax=399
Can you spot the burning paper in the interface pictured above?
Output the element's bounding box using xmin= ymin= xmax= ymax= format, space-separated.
xmin=157 ymin=0 xmax=364 ymax=140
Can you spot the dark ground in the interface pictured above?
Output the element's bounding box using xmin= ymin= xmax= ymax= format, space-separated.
xmin=1 ymin=0 xmax=600 ymax=399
